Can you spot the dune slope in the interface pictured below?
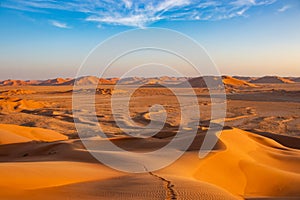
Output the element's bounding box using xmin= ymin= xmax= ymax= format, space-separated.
xmin=0 ymin=124 xmax=68 ymax=145
xmin=158 ymin=128 xmax=300 ymax=199
xmin=0 ymin=127 xmax=299 ymax=199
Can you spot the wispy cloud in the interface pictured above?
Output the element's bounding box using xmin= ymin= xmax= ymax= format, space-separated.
xmin=2 ymin=0 xmax=277 ymax=28
xmin=277 ymin=5 xmax=291 ymax=13
xmin=236 ymin=8 xmax=248 ymax=16
xmin=231 ymin=0 xmax=257 ymax=6
xmin=86 ymin=15 xmax=160 ymax=28
xmin=50 ymin=20 xmax=71 ymax=29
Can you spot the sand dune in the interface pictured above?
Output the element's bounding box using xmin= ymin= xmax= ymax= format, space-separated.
xmin=0 ymin=124 xmax=68 ymax=145
xmin=0 ymin=76 xmax=299 ymax=87
xmin=250 ymin=76 xmax=294 ymax=84
xmin=0 ymin=127 xmax=299 ymax=199
xmin=177 ymin=76 xmax=256 ymax=88
xmin=117 ymin=77 xmax=144 ymax=84
xmin=39 ymin=78 xmax=72 ymax=86
xmin=180 ymin=76 xmax=209 ymax=88
xmin=0 ymin=79 xmax=29 ymax=86
xmin=0 ymin=89 xmax=36 ymax=95
xmin=117 ymin=76 xmax=185 ymax=85
xmin=0 ymin=97 xmax=48 ymax=113
xmin=0 ymin=79 xmax=42 ymax=86
xmin=99 ymin=78 xmax=119 ymax=85
xmin=64 ymin=76 xmax=98 ymax=86
xmin=232 ymin=76 xmax=254 ymax=82
xmin=0 ymin=83 xmax=300 ymax=199
xmin=222 ymin=76 xmax=256 ymax=87
xmin=0 ymin=161 xmax=127 ymax=200
xmin=291 ymin=77 xmax=300 ymax=82
xmin=159 ymin=128 xmax=300 ymax=198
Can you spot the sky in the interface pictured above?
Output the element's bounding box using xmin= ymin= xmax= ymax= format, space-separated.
xmin=0 ymin=0 xmax=300 ymax=79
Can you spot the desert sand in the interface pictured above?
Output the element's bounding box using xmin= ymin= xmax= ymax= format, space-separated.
xmin=0 ymin=76 xmax=299 ymax=200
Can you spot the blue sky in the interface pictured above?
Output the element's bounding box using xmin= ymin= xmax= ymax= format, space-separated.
xmin=0 ymin=0 xmax=300 ymax=79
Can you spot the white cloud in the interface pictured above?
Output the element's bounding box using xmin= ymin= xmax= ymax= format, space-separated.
xmin=122 ymin=0 xmax=132 ymax=9
xmin=3 ymin=0 xmax=278 ymax=28
xmin=277 ymin=5 xmax=291 ymax=13
xmin=236 ymin=8 xmax=248 ymax=15
xmin=231 ymin=0 xmax=257 ymax=6
xmin=155 ymin=0 xmax=190 ymax=12
xmin=86 ymin=15 xmax=158 ymax=28
xmin=50 ymin=20 xmax=71 ymax=29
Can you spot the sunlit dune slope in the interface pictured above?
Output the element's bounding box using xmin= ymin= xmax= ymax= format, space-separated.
xmin=0 ymin=124 xmax=68 ymax=145
xmin=178 ymin=76 xmax=256 ymax=88
xmin=159 ymin=128 xmax=300 ymax=198
xmin=0 ymin=97 xmax=48 ymax=113
xmin=222 ymin=76 xmax=256 ymax=87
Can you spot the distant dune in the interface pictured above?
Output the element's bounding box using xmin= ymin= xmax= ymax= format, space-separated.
xmin=99 ymin=78 xmax=119 ymax=85
xmin=64 ymin=76 xmax=117 ymax=86
xmin=0 ymin=76 xmax=299 ymax=86
xmin=232 ymin=76 xmax=254 ymax=82
xmin=0 ymin=79 xmax=29 ymax=86
xmin=177 ymin=76 xmax=256 ymax=88
xmin=291 ymin=77 xmax=300 ymax=82
xmin=117 ymin=76 xmax=186 ymax=85
xmin=178 ymin=76 xmax=208 ymax=88
xmin=250 ymin=76 xmax=295 ymax=84
xmin=39 ymin=78 xmax=72 ymax=86
xmin=64 ymin=76 xmax=99 ymax=86
xmin=222 ymin=76 xmax=256 ymax=87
